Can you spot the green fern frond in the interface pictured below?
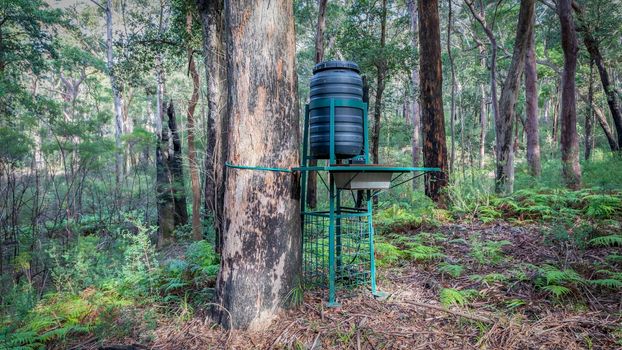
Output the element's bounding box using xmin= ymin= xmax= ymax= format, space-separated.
xmin=404 ymin=243 xmax=445 ymax=261
xmin=540 ymin=284 xmax=571 ymax=298
xmin=437 ymin=263 xmax=464 ymax=278
xmin=440 ymin=288 xmax=467 ymax=307
xmin=589 ymin=235 xmax=622 ymax=247
xmin=589 ymin=279 xmax=622 ymax=289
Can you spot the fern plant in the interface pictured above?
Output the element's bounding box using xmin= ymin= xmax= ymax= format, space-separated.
xmin=588 ymin=234 xmax=622 ymax=247
xmin=535 ymin=264 xmax=584 ymax=299
xmin=583 ymin=194 xmax=622 ymax=219
xmin=439 ymin=288 xmax=478 ymax=307
xmin=437 ymin=262 xmax=464 ymax=278
xmin=469 ymin=239 xmax=511 ymax=265
xmin=589 ymin=270 xmax=622 ymax=289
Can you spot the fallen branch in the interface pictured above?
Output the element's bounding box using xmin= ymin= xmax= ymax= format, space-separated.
xmin=401 ymin=301 xmax=495 ymax=324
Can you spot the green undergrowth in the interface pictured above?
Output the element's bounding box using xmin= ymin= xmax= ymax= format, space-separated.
xmin=1 ymin=217 xmax=220 ymax=349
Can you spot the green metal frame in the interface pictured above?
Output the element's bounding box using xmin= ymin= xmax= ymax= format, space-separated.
xmin=300 ymin=97 xmax=439 ymax=306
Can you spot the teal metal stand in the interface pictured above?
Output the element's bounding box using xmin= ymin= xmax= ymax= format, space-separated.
xmin=299 ymin=97 xmax=439 ymax=306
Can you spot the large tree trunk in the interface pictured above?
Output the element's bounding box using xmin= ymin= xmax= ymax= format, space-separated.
xmin=371 ymin=0 xmax=388 ymax=166
xmin=104 ymin=0 xmax=124 ymax=188
xmin=418 ymin=0 xmax=448 ymax=204
xmin=186 ymin=13 xmax=202 ymax=241
xmin=447 ymin=0 xmax=456 ymax=174
xmin=217 ymin=0 xmax=301 ymax=330
xmin=573 ymin=1 xmax=622 ymax=151
xmin=495 ymin=0 xmax=535 ymax=194
xmin=197 ymin=0 xmax=228 ymax=252
xmin=559 ymin=0 xmax=581 ymax=189
xmin=166 ymin=102 xmax=188 ymax=226
xmin=524 ymin=15 xmax=541 ymax=177
xmin=306 ymin=0 xmax=328 ymax=210
xmin=407 ymin=0 xmax=421 ymax=189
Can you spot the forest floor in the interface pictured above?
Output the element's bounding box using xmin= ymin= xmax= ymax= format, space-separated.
xmin=138 ymin=221 xmax=621 ymax=350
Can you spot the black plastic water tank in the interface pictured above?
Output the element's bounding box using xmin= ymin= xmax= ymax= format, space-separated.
xmin=309 ymin=60 xmax=364 ymax=159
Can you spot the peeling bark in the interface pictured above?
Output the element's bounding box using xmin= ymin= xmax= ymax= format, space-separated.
xmin=217 ymin=0 xmax=301 ymax=330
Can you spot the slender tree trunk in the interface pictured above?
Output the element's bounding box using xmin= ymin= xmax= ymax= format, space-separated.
xmin=573 ymin=1 xmax=622 ymax=151
xmin=217 ymin=0 xmax=301 ymax=330
xmin=306 ymin=0 xmax=328 ymax=210
xmin=477 ymin=42 xmax=487 ymax=169
xmin=585 ymin=60 xmax=595 ymax=160
xmin=418 ymin=0 xmax=448 ymax=204
xmin=198 ymin=0 xmax=228 ymax=252
xmin=104 ymin=0 xmax=124 ymax=188
xmin=156 ymin=98 xmax=175 ymax=246
xmin=466 ymin=1 xmax=500 ymax=157
xmin=407 ymin=0 xmax=421 ymax=189
xmin=524 ymin=15 xmax=541 ymax=177
xmin=495 ymin=0 xmax=535 ymax=194
xmin=578 ymin=92 xmax=619 ymax=152
xmin=447 ymin=0 xmax=456 ymax=175
xmin=371 ymin=0 xmax=388 ymax=166
xmin=559 ymin=0 xmax=581 ymax=189
xmin=166 ymin=102 xmax=188 ymax=226
xmin=186 ymin=13 xmax=202 ymax=241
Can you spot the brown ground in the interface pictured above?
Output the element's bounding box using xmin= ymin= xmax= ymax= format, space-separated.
xmin=140 ymin=222 xmax=620 ymax=350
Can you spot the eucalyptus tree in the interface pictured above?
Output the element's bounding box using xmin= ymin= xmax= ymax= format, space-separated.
xmin=197 ymin=0 xmax=227 ymax=251
xmin=559 ymin=0 xmax=581 ymax=188
xmin=217 ymin=0 xmax=301 ymax=330
xmin=418 ymin=0 xmax=448 ymax=203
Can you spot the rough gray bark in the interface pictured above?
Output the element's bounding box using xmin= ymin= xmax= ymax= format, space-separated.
xmin=418 ymin=0 xmax=448 ymax=204
xmin=524 ymin=15 xmax=541 ymax=177
xmin=197 ymin=0 xmax=228 ymax=251
xmin=217 ymin=0 xmax=301 ymax=330
xmin=559 ymin=0 xmax=581 ymax=189
xmin=407 ymin=0 xmax=421 ymax=189
xmin=495 ymin=0 xmax=535 ymax=193
xmin=306 ymin=0 xmax=328 ymax=210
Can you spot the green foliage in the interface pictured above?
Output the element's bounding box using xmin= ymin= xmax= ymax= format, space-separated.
xmin=469 ymin=238 xmax=511 ymax=265
xmin=584 ymin=194 xmax=622 ymax=219
xmin=374 ymin=241 xmax=403 ymax=267
xmin=437 ymin=262 xmax=464 ymax=278
xmin=588 ymin=234 xmax=622 ymax=247
xmin=440 ymin=288 xmax=477 ymax=308
xmin=535 ymin=265 xmax=584 ymax=299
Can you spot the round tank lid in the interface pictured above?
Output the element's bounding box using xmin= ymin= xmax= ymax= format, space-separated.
xmin=313 ymin=60 xmax=360 ymax=74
